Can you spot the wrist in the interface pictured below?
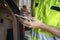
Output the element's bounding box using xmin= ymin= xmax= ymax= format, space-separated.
xmin=38 ymin=23 xmax=46 ymax=29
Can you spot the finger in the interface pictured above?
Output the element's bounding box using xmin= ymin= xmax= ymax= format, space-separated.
xmin=19 ymin=18 xmax=31 ymax=25
xmin=18 ymin=18 xmax=25 ymax=23
xmin=18 ymin=19 xmax=29 ymax=26
xmin=28 ymin=17 xmax=34 ymax=21
xmin=19 ymin=20 xmax=31 ymax=28
xmin=23 ymin=21 xmax=31 ymax=25
xmin=29 ymin=17 xmax=36 ymax=21
xmin=18 ymin=19 xmax=31 ymax=27
xmin=23 ymin=23 xmax=28 ymax=26
xmin=22 ymin=23 xmax=32 ymax=28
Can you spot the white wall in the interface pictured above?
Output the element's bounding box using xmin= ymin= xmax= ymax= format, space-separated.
xmin=19 ymin=0 xmax=31 ymax=10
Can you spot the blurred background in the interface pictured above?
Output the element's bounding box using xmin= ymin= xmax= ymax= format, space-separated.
xmin=0 ymin=0 xmax=32 ymax=40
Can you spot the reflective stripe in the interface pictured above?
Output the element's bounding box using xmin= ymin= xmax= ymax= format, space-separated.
xmin=32 ymin=31 xmax=60 ymax=40
xmin=55 ymin=37 xmax=60 ymax=40
xmin=32 ymin=29 xmax=54 ymax=36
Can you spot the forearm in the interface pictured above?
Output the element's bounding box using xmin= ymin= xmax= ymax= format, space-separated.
xmin=39 ymin=24 xmax=60 ymax=37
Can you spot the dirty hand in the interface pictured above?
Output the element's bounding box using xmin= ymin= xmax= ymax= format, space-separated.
xmin=19 ymin=17 xmax=43 ymax=28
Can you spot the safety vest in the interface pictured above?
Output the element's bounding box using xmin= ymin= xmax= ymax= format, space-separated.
xmin=32 ymin=0 xmax=60 ymax=40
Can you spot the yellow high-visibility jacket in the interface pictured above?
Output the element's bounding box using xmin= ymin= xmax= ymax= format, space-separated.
xmin=32 ymin=0 xmax=60 ymax=40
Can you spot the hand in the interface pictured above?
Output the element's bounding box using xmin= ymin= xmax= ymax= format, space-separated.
xmin=19 ymin=17 xmax=43 ymax=28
